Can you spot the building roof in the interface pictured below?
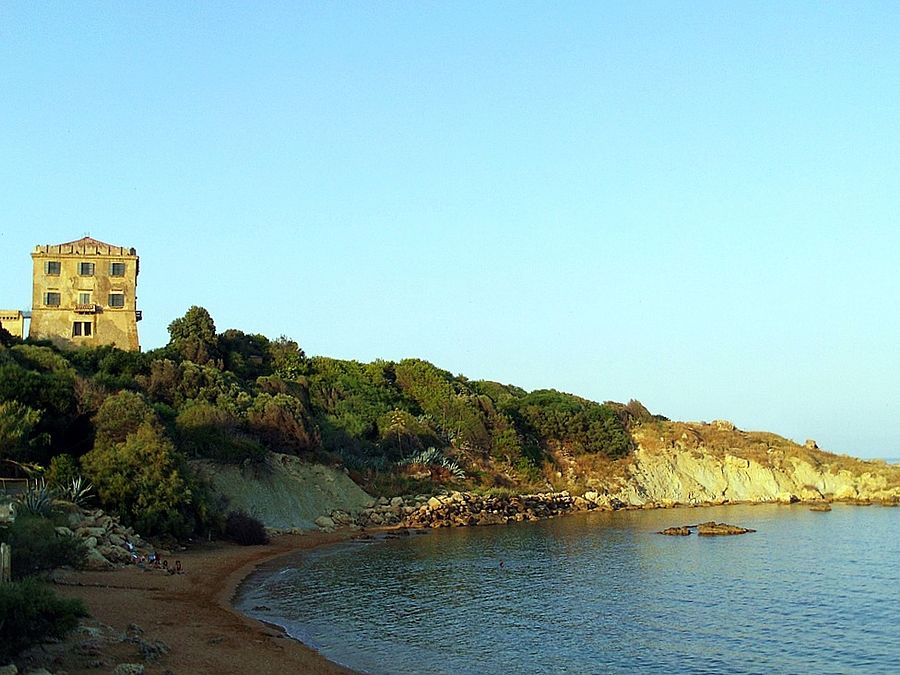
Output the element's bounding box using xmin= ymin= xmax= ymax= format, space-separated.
xmin=33 ymin=237 xmax=137 ymax=257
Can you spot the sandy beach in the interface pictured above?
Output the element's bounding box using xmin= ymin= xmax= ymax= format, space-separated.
xmin=27 ymin=533 xmax=355 ymax=674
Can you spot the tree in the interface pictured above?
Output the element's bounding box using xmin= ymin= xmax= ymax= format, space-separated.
xmin=167 ymin=306 xmax=220 ymax=365
xmin=0 ymin=401 xmax=44 ymax=469
xmin=81 ymin=391 xmax=200 ymax=536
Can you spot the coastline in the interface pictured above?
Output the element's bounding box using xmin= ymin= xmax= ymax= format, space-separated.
xmin=21 ymin=495 xmax=899 ymax=674
xmin=39 ymin=532 xmax=358 ymax=675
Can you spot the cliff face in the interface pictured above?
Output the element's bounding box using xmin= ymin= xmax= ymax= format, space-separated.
xmin=584 ymin=421 xmax=900 ymax=507
xmin=194 ymin=453 xmax=372 ymax=530
xmin=608 ymin=446 xmax=899 ymax=506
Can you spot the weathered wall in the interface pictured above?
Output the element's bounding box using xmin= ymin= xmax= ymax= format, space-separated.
xmin=29 ymin=238 xmax=140 ymax=350
xmin=0 ymin=310 xmax=24 ymax=338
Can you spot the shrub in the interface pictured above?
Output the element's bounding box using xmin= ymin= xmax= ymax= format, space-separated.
xmin=224 ymin=510 xmax=269 ymax=546
xmin=0 ymin=578 xmax=88 ymax=661
xmin=176 ymin=400 xmax=266 ymax=464
xmin=81 ymin=421 xmax=194 ymax=538
xmin=45 ymin=454 xmax=80 ymax=490
xmin=0 ymin=514 xmax=86 ymax=579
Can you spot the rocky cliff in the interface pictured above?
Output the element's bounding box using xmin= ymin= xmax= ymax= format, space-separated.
xmin=198 ymin=421 xmax=900 ymax=532
xmin=581 ymin=420 xmax=900 ymax=507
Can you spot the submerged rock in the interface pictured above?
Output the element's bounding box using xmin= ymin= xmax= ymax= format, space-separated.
xmin=809 ymin=503 xmax=832 ymax=512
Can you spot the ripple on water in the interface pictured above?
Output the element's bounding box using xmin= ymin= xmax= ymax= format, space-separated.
xmin=237 ymin=504 xmax=900 ymax=675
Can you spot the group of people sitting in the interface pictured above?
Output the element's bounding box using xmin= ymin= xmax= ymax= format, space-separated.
xmin=130 ymin=547 xmax=185 ymax=575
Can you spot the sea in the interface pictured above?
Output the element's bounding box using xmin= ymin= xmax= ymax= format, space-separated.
xmin=236 ymin=503 xmax=900 ymax=674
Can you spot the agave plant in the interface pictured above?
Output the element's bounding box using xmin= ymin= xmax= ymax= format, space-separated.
xmin=397 ymin=447 xmax=465 ymax=480
xmin=59 ymin=475 xmax=94 ymax=507
xmin=16 ymin=478 xmax=57 ymax=517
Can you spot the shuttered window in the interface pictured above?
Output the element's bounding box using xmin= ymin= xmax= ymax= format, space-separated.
xmin=45 ymin=261 xmax=61 ymax=275
xmin=44 ymin=292 xmax=60 ymax=307
xmin=110 ymin=262 xmax=126 ymax=276
xmin=78 ymin=262 xmax=95 ymax=276
xmin=108 ymin=293 xmax=125 ymax=308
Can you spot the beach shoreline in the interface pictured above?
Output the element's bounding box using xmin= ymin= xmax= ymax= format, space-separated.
xmin=33 ymin=532 xmax=358 ymax=675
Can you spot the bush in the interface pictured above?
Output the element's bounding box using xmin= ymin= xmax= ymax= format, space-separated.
xmin=0 ymin=514 xmax=86 ymax=579
xmin=176 ymin=400 xmax=266 ymax=464
xmin=0 ymin=578 xmax=88 ymax=661
xmin=224 ymin=510 xmax=269 ymax=546
xmin=81 ymin=421 xmax=195 ymax=538
xmin=45 ymin=454 xmax=80 ymax=490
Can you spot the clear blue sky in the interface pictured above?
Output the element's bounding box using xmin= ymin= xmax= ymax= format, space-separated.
xmin=1 ymin=2 xmax=898 ymax=458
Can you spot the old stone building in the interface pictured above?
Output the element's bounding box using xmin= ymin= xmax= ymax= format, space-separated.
xmin=0 ymin=309 xmax=25 ymax=338
xmin=29 ymin=237 xmax=141 ymax=350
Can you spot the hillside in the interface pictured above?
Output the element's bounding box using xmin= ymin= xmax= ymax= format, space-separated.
xmin=2 ymin=306 xmax=898 ymax=540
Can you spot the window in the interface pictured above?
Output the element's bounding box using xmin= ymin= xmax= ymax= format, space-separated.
xmin=78 ymin=292 xmax=92 ymax=305
xmin=72 ymin=321 xmax=92 ymax=337
xmin=78 ymin=262 xmax=95 ymax=276
xmin=45 ymin=261 xmax=61 ymax=275
xmin=110 ymin=262 xmax=126 ymax=276
xmin=44 ymin=292 xmax=60 ymax=307
xmin=108 ymin=293 xmax=125 ymax=308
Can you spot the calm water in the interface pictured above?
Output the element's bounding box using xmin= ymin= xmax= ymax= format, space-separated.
xmin=237 ymin=504 xmax=900 ymax=674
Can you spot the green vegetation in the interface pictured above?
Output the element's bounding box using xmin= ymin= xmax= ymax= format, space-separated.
xmin=0 ymin=305 xmax=654 ymax=539
xmin=0 ymin=492 xmax=90 ymax=660
xmin=224 ymin=510 xmax=270 ymax=546
xmin=0 ymin=578 xmax=88 ymax=662
xmin=0 ymin=514 xmax=86 ymax=580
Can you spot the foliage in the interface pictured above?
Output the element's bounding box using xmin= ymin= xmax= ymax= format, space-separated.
xmin=0 ymin=400 xmax=45 ymax=466
xmin=394 ymin=359 xmax=491 ymax=451
xmin=81 ymin=392 xmax=201 ymax=537
xmin=0 ymin=578 xmax=88 ymax=661
xmin=247 ymin=393 xmax=318 ymax=453
xmin=167 ymin=305 xmax=221 ymax=365
xmin=224 ymin=510 xmax=269 ymax=546
xmin=397 ymin=446 xmax=466 ymax=480
xmin=0 ymin=514 xmax=87 ymax=579
xmin=0 ymin=304 xmax=657 ymax=535
xmin=45 ymin=454 xmax=80 ymax=490
xmin=176 ymin=400 xmax=265 ymax=464
xmin=504 ymin=389 xmax=633 ymax=458
xmin=58 ymin=475 xmax=94 ymax=507
xmin=268 ymin=336 xmax=308 ymax=380
xmin=16 ymin=479 xmax=57 ymax=517
xmin=0 ymin=345 xmax=77 ymax=466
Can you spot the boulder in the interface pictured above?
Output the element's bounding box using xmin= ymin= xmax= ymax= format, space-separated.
xmin=84 ymin=548 xmax=114 ymax=570
xmin=314 ymin=516 xmax=335 ymax=530
xmin=809 ymin=503 xmax=832 ymax=512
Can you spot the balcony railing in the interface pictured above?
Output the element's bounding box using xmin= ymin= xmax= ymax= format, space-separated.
xmin=74 ymin=303 xmax=99 ymax=314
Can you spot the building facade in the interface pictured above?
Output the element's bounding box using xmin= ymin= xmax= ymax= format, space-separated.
xmin=29 ymin=237 xmax=141 ymax=351
xmin=0 ymin=310 xmax=25 ymax=339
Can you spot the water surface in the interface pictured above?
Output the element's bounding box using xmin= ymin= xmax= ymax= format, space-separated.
xmin=237 ymin=504 xmax=899 ymax=674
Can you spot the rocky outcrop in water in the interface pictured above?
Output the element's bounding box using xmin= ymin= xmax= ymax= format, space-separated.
xmin=659 ymin=522 xmax=755 ymax=536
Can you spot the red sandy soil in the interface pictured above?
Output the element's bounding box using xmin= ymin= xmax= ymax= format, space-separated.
xmin=24 ymin=533 xmax=355 ymax=674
